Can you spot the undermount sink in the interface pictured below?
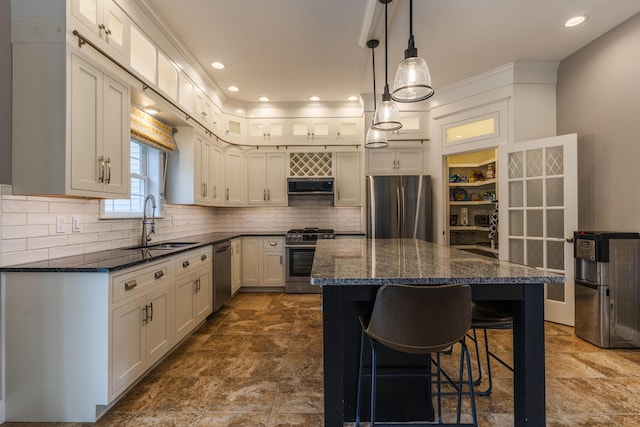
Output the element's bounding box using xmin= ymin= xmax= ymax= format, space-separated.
xmin=124 ymin=242 xmax=198 ymax=250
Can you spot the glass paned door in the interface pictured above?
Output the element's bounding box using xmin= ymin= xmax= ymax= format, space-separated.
xmin=499 ymin=134 xmax=578 ymax=325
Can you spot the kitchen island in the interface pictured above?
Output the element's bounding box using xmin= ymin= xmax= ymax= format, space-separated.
xmin=310 ymin=238 xmax=564 ymax=427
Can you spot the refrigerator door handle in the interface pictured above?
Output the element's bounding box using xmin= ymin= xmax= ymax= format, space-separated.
xmin=396 ymin=187 xmax=402 ymax=237
xmin=400 ymin=186 xmax=406 ymax=237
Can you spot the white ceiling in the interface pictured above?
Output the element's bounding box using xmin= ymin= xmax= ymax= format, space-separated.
xmin=145 ymin=0 xmax=640 ymax=105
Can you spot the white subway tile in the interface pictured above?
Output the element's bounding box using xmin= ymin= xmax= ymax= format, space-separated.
xmin=3 ymin=213 xmax=27 ymax=226
xmin=84 ymin=240 xmax=113 ymax=253
xmin=28 ymin=213 xmax=59 ymax=225
xmin=50 ymin=244 xmax=86 ymax=259
xmin=49 ymin=202 xmax=89 ymax=213
xmin=28 ymin=235 xmax=69 ymax=250
xmin=68 ymin=232 xmax=100 ymax=245
xmin=2 ymin=238 xmax=27 ymax=253
xmin=2 ymin=225 xmax=49 ymax=239
xmin=2 ymin=249 xmax=49 ymax=267
xmin=3 ymin=200 xmax=49 ymax=214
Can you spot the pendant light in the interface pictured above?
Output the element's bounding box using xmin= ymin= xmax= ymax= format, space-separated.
xmin=391 ymin=0 xmax=434 ymax=102
xmin=365 ymin=39 xmax=389 ymax=149
xmin=372 ymin=0 xmax=402 ymax=132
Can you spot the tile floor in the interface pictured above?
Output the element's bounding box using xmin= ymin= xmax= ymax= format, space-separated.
xmin=3 ymin=292 xmax=640 ymax=426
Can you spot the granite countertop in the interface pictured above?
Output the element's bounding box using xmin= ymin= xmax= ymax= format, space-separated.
xmin=0 ymin=231 xmax=286 ymax=273
xmin=310 ymin=238 xmax=565 ymax=286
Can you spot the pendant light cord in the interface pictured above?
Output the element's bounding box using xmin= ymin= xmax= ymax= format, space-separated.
xmin=409 ymin=0 xmax=413 ymax=38
xmin=384 ymin=1 xmax=389 ymax=91
xmin=372 ymin=45 xmax=377 ymax=111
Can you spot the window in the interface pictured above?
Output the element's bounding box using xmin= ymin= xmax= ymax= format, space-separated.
xmin=101 ymin=140 xmax=164 ymax=218
xmin=443 ymin=113 xmax=499 ymax=145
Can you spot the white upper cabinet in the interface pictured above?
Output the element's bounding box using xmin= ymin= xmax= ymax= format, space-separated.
xmin=211 ymin=143 xmax=225 ymax=206
xmin=366 ymin=147 xmax=424 ymax=175
xmin=167 ymin=128 xmax=215 ymax=206
xmin=335 ymin=152 xmax=362 ymax=206
xmin=291 ymin=119 xmax=330 ymax=140
xmin=247 ymin=153 xmax=287 ymax=206
xmin=71 ymin=0 xmax=130 ymax=62
xmin=195 ymin=87 xmax=213 ymax=126
xmin=157 ymin=51 xmax=178 ymax=100
xmin=129 ymin=25 xmax=156 ymax=84
xmin=224 ymin=149 xmax=245 ymax=205
xmin=388 ymin=112 xmax=427 ymax=139
xmin=177 ymin=72 xmax=195 ymax=113
xmin=225 ymin=116 xmax=245 ymax=142
xmin=248 ymin=119 xmax=285 ymax=141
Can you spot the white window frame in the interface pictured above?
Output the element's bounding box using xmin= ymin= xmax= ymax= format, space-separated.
xmin=100 ymin=140 xmax=165 ymax=219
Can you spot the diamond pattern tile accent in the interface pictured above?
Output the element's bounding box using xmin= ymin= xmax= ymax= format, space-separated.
xmin=289 ymin=153 xmax=333 ymax=177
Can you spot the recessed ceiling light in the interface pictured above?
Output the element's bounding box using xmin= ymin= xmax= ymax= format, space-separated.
xmin=259 ymin=96 xmax=270 ymax=102
xmin=309 ymin=96 xmax=320 ymax=102
xmin=143 ymin=106 xmax=160 ymax=115
xmin=228 ymin=86 xmax=239 ymax=92
xmin=211 ymin=62 xmax=225 ymax=69
xmin=564 ymin=16 xmax=587 ymax=27
xmin=347 ymin=95 xmax=359 ymax=101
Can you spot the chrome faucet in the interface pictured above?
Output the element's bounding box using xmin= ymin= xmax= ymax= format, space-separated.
xmin=141 ymin=195 xmax=157 ymax=247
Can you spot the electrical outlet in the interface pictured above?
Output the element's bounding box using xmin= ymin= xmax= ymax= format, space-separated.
xmin=56 ymin=216 xmax=65 ymax=233
xmin=72 ymin=216 xmax=81 ymax=233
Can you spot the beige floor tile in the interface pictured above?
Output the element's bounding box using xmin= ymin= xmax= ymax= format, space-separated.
xmin=197 ymin=412 xmax=270 ymax=426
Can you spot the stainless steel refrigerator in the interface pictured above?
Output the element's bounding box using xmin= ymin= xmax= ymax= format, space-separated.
xmin=366 ymin=175 xmax=432 ymax=241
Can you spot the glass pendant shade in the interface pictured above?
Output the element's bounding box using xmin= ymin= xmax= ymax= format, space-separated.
xmin=372 ymin=86 xmax=401 ymax=131
xmin=392 ymin=55 xmax=434 ymax=102
xmin=365 ymin=125 xmax=389 ymax=148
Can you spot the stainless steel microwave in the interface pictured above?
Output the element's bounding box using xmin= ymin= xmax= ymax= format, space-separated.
xmin=287 ymin=177 xmax=334 ymax=195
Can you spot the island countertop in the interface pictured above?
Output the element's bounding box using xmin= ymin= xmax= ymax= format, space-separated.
xmin=310 ymin=238 xmax=565 ymax=286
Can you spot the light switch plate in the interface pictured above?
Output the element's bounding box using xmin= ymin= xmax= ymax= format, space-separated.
xmin=72 ymin=216 xmax=81 ymax=233
xmin=56 ymin=216 xmax=65 ymax=233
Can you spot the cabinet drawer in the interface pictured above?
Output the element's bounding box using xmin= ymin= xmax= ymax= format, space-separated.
xmin=175 ymin=246 xmax=213 ymax=277
xmin=262 ymin=238 xmax=283 ymax=250
xmin=112 ymin=260 xmax=171 ymax=304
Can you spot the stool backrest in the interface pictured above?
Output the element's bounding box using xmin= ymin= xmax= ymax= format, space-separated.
xmin=365 ymin=284 xmax=472 ymax=354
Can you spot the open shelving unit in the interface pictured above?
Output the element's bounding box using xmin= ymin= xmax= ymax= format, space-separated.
xmin=446 ymin=149 xmax=498 ymax=257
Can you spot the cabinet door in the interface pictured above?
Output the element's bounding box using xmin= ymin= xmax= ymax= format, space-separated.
xmin=366 ymin=149 xmax=396 ymax=175
xmin=70 ymin=55 xmax=103 ymax=193
xmin=178 ymin=72 xmax=194 ymax=113
xmin=247 ymin=154 xmax=268 ymax=205
xmin=335 ymin=152 xmax=362 ymax=206
xmin=241 ymin=238 xmax=260 ymax=285
xmin=194 ymin=269 xmax=212 ymax=322
xmin=174 ymin=274 xmax=196 ymax=342
xmin=231 ymin=239 xmax=242 ymax=294
xmin=111 ymin=296 xmax=146 ymax=396
xmin=336 ymin=119 xmax=361 ymax=141
xmin=262 ymin=250 xmax=284 ymax=285
xmin=225 ymin=150 xmax=244 ymax=205
xmin=211 ymin=144 xmax=225 ymax=205
xmin=145 ymin=284 xmax=171 ymax=367
xmin=201 ymin=138 xmax=213 ymax=204
xmin=396 ymin=148 xmax=424 ymax=174
xmin=101 ymin=74 xmax=129 ymax=196
xmin=266 ymin=153 xmax=287 ymax=205
xmin=103 ymin=0 xmax=129 ymax=58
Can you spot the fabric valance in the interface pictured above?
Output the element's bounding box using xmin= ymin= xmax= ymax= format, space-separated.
xmin=130 ymin=106 xmax=177 ymax=152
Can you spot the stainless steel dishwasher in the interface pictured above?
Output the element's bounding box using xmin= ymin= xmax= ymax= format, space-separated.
xmin=213 ymin=241 xmax=232 ymax=312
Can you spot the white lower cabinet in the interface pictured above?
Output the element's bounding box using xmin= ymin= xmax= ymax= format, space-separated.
xmin=2 ymin=246 xmax=214 ymax=422
xmin=241 ymin=237 xmax=284 ymax=287
xmin=231 ymin=237 xmax=242 ymax=294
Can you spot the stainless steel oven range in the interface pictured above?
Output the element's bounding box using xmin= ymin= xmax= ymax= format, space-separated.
xmin=285 ymin=227 xmax=335 ymax=293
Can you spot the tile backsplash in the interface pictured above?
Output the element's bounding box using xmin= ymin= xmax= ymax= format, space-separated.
xmin=0 ymin=185 xmax=361 ymax=267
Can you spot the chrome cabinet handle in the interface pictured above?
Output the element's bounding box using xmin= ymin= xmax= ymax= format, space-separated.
xmin=267 ymin=189 xmax=270 ymax=201
xmin=280 ymin=255 xmax=282 ymax=265
xmin=213 ymin=186 xmax=217 ymax=198
xmin=226 ymin=188 xmax=230 ymax=201
xmin=183 ymin=260 xmax=190 ymax=268
xmin=263 ymin=189 xmax=266 ymax=201
xmin=337 ymin=189 xmax=341 ymax=200
xmin=148 ymin=302 xmax=153 ymax=322
xmin=566 ymin=237 xmax=574 ymax=243
xmin=125 ymin=279 xmax=137 ymax=291
xmin=269 ymin=241 xmax=277 ymax=246
xmin=154 ymin=270 xmax=164 ymax=279
xmin=201 ymin=254 xmax=207 ymax=261
xmin=98 ymin=156 xmax=105 ymax=183
xmin=142 ymin=305 xmax=148 ymax=324
xmin=105 ymin=157 xmax=111 ymax=184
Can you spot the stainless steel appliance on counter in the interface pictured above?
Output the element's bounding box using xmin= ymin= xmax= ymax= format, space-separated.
xmin=285 ymin=227 xmax=335 ymax=293
xmin=366 ymin=175 xmax=432 ymax=241
xmin=574 ymin=231 xmax=640 ymax=348
xmin=213 ymin=241 xmax=232 ymax=312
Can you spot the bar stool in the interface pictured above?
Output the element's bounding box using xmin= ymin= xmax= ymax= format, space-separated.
xmin=355 ymin=284 xmax=478 ymax=426
xmin=469 ymin=300 xmax=514 ymax=396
